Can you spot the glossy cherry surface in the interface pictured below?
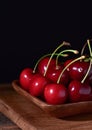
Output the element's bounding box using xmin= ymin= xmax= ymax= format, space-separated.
xmin=64 ymin=59 xmax=73 ymax=71
xmin=29 ymin=74 xmax=49 ymax=97
xmin=37 ymin=57 xmax=56 ymax=76
xmin=46 ymin=64 xmax=69 ymax=86
xmin=68 ymin=80 xmax=92 ymax=103
xmin=69 ymin=61 xmax=91 ymax=81
xmin=18 ymin=40 xmax=92 ymax=105
xmin=19 ymin=68 xmax=33 ymax=91
xmin=44 ymin=83 xmax=68 ymax=105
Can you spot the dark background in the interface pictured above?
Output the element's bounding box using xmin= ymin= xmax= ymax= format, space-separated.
xmin=1 ymin=1 xmax=92 ymax=83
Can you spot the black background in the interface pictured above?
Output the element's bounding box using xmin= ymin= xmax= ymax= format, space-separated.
xmin=1 ymin=1 xmax=92 ymax=83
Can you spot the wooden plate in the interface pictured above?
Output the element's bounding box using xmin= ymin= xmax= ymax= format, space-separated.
xmin=12 ymin=80 xmax=92 ymax=118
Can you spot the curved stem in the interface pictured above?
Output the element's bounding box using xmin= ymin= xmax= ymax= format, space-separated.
xmin=56 ymin=49 xmax=78 ymax=66
xmin=81 ymin=42 xmax=88 ymax=56
xmin=81 ymin=60 xmax=92 ymax=83
xmin=33 ymin=53 xmax=58 ymax=73
xmin=59 ymin=49 xmax=78 ymax=54
xmin=81 ymin=39 xmax=92 ymax=83
xmin=43 ymin=41 xmax=70 ymax=76
xmin=81 ymin=39 xmax=92 ymax=56
xmin=57 ymin=55 xmax=85 ymax=84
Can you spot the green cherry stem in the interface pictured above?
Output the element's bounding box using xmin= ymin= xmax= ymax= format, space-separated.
xmin=56 ymin=49 xmax=79 ymax=66
xmin=43 ymin=41 xmax=70 ymax=76
xmin=33 ymin=53 xmax=60 ymax=73
xmin=33 ymin=42 xmax=70 ymax=74
xmin=81 ymin=39 xmax=92 ymax=83
xmin=33 ymin=53 xmax=67 ymax=73
xmin=81 ymin=39 xmax=92 ymax=56
xmin=57 ymin=55 xmax=85 ymax=84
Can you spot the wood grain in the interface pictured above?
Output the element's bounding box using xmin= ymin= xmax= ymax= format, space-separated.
xmin=0 ymin=83 xmax=92 ymax=130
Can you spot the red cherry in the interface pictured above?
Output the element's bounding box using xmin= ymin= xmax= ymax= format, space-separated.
xmin=68 ymin=80 xmax=92 ymax=103
xmin=29 ymin=74 xmax=49 ymax=97
xmin=64 ymin=59 xmax=73 ymax=71
xmin=69 ymin=61 xmax=91 ymax=81
xmin=44 ymin=83 xmax=68 ymax=105
xmin=37 ymin=42 xmax=71 ymax=76
xmin=37 ymin=57 xmax=56 ymax=76
xmin=46 ymin=64 xmax=69 ymax=86
xmin=19 ymin=68 xmax=33 ymax=91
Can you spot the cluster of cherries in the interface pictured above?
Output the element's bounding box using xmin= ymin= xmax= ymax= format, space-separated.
xmin=19 ymin=40 xmax=92 ymax=105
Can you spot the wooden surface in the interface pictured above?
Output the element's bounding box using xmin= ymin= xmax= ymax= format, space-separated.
xmin=0 ymin=84 xmax=92 ymax=130
xmin=0 ymin=112 xmax=21 ymax=130
xmin=12 ymin=80 xmax=92 ymax=118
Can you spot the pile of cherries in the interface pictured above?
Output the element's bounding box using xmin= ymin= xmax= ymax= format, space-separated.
xmin=19 ymin=40 xmax=92 ymax=105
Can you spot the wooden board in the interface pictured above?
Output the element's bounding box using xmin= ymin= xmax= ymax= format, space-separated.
xmin=0 ymin=84 xmax=92 ymax=130
xmin=0 ymin=112 xmax=21 ymax=130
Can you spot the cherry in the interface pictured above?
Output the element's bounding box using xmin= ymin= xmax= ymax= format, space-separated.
xmin=68 ymin=40 xmax=92 ymax=84
xmin=19 ymin=68 xmax=33 ymax=91
xmin=44 ymin=83 xmax=68 ymax=105
xmin=29 ymin=73 xmax=49 ymax=97
xmin=64 ymin=59 xmax=92 ymax=85
xmin=38 ymin=57 xmax=56 ymax=76
xmin=83 ymin=62 xmax=92 ymax=85
xmin=68 ymin=80 xmax=92 ymax=103
xmin=69 ymin=61 xmax=90 ymax=81
xmin=46 ymin=64 xmax=69 ymax=86
xmin=68 ymin=40 xmax=92 ymax=103
xmin=19 ymin=40 xmax=92 ymax=106
xmin=41 ymin=45 xmax=78 ymax=85
xmin=64 ymin=59 xmax=73 ymax=71
xmin=37 ymin=41 xmax=71 ymax=76
xmin=28 ymin=42 xmax=71 ymax=98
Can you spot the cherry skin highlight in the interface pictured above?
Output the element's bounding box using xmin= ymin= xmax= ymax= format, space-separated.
xmin=44 ymin=83 xmax=68 ymax=105
xmin=68 ymin=61 xmax=92 ymax=81
xmin=19 ymin=68 xmax=33 ymax=91
xmin=37 ymin=57 xmax=56 ymax=76
xmin=46 ymin=64 xmax=69 ymax=86
xmin=29 ymin=73 xmax=49 ymax=97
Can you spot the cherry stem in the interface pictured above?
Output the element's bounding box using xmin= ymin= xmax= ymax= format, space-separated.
xmin=33 ymin=51 xmax=70 ymax=73
xmin=56 ymin=49 xmax=79 ymax=66
xmin=57 ymin=55 xmax=85 ymax=84
xmin=87 ymin=39 xmax=92 ymax=57
xmin=81 ymin=60 xmax=92 ymax=83
xmin=81 ymin=42 xmax=88 ymax=56
xmin=81 ymin=39 xmax=92 ymax=83
xmin=81 ymin=39 xmax=92 ymax=56
xmin=33 ymin=43 xmax=70 ymax=73
xmin=43 ymin=41 xmax=70 ymax=76
xmin=33 ymin=53 xmax=57 ymax=73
